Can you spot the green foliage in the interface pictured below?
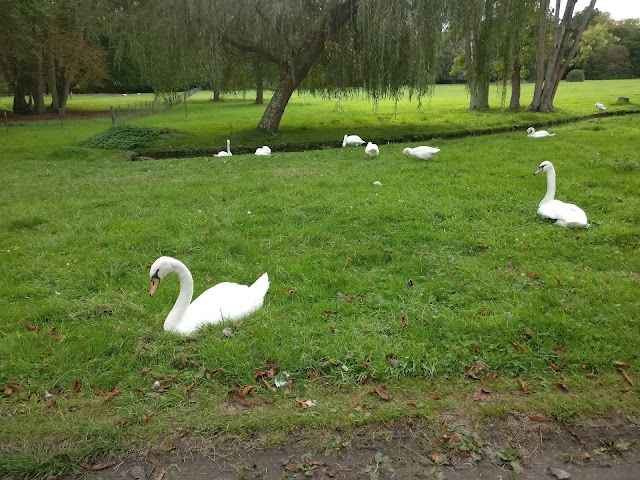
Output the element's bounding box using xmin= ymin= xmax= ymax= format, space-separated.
xmin=566 ymin=69 xmax=586 ymax=82
xmin=83 ymin=125 xmax=160 ymax=149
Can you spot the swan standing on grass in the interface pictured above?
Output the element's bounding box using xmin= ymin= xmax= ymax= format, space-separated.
xmin=365 ymin=142 xmax=379 ymax=158
xmin=534 ymin=161 xmax=589 ymax=228
xmin=527 ymin=127 xmax=555 ymax=138
xmin=217 ymin=139 xmax=232 ymax=157
xmin=149 ymin=256 xmax=269 ymax=335
xmin=595 ymin=102 xmax=606 ymax=110
xmin=255 ymin=146 xmax=271 ymax=156
xmin=342 ymin=134 xmax=365 ymax=147
xmin=402 ymin=146 xmax=440 ymax=160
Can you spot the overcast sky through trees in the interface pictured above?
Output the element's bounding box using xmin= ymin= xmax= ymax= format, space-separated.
xmin=572 ymin=0 xmax=640 ymax=20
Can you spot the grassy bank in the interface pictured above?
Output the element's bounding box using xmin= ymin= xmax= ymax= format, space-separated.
xmin=0 ymin=81 xmax=639 ymax=478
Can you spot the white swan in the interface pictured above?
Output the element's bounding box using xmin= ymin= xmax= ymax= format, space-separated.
xmin=534 ymin=161 xmax=589 ymax=228
xmin=364 ymin=142 xmax=379 ymax=158
xmin=255 ymin=146 xmax=271 ymax=156
xmin=217 ymin=139 xmax=232 ymax=157
xmin=402 ymin=146 xmax=440 ymax=160
xmin=149 ymin=256 xmax=269 ymax=335
xmin=595 ymin=102 xmax=606 ymax=110
xmin=342 ymin=134 xmax=365 ymax=147
xmin=527 ymin=127 xmax=555 ymax=138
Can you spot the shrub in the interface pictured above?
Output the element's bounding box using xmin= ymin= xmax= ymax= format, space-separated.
xmin=83 ymin=125 xmax=161 ymax=149
xmin=566 ymin=69 xmax=585 ymax=82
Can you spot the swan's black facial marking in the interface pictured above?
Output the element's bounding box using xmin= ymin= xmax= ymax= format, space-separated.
xmin=152 ymin=269 xmax=160 ymax=280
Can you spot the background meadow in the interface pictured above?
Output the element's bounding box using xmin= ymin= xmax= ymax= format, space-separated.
xmin=1 ymin=81 xmax=639 ymax=476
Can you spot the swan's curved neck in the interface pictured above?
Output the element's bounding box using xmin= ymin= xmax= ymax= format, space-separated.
xmin=164 ymin=261 xmax=194 ymax=332
xmin=541 ymin=168 xmax=556 ymax=205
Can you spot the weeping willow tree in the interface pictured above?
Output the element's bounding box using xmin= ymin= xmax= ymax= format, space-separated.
xmin=529 ymin=0 xmax=598 ymax=112
xmin=449 ymin=0 xmax=501 ymax=110
xmin=110 ymin=0 xmax=447 ymax=134
xmin=494 ymin=0 xmax=537 ymax=109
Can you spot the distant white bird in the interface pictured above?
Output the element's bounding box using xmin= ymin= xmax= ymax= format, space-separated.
xmin=402 ymin=146 xmax=440 ymax=160
xmin=365 ymin=142 xmax=379 ymax=158
xmin=217 ymin=139 xmax=232 ymax=157
xmin=527 ymin=127 xmax=555 ymax=138
xmin=255 ymin=146 xmax=271 ymax=156
xmin=342 ymin=134 xmax=366 ymax=147
xmin=534 ymin=161 xmax=589 ymax=228
xmin=595 ymin=102 xmax=606 ymax=110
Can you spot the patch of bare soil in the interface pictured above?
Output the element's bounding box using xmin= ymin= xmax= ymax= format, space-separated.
xmin=70 ymin=414 xmax=639 ymax=480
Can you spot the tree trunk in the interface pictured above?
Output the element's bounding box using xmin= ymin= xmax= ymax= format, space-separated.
xmin=530 ymin=0 xmax=596 ymax=112
xmin=213 ymin=88 xmax=222 ymax=102
xmin=33 ymin=49 xmax=46 ymax=114
xmin=255 ymin=63 xmax=264 ymax=105
xmin=48 ymin=52 xmax=60 ymax=113
xmin=57 ymin=78 xmax=70 ymax=115
xmin=12 ymin=78 xmax=31 ymax=114
xmin=529 ymin=0 xmax=550 ymax=111
xmin=258 ymin=73 xmax=295 ymax=133
xmin=509 ymin=58 xmax=522 ymax=110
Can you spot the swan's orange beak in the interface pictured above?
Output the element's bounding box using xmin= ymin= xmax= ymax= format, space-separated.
xmin=150 ymin=277 xmax=160 ymax=296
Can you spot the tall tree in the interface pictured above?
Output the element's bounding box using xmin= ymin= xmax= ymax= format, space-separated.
xmin=529 ymin=0 xmax=598 ymax=112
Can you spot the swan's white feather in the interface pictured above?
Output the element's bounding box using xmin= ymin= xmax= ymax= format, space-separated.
xmin=534 ymin=161 xmax=589 ymax=228
xmin=365 ymin=142 xmax=379 ymax=158
xmin=255 ymin=146 xmax=271 ymax=156
xmin=402 ymin=146 xmax=440 ymax=160
xmin=149 ymin=256 xmax=269 ymax=335
xmin=217 ymin=139 xmax=232 ymax=157
xmin=342 ymin=134 xmax=365 ymax=147
xmin=595 ymin=102 xmax=606 ymax=110
xmin=537 ymin=200 xmax=588 ymax=228
xmin=527 ymin=127 xmax=555 ymax=138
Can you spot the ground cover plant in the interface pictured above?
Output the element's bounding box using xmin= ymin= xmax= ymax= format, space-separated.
xmin=0 ymin=81 xmax=639 ymax=478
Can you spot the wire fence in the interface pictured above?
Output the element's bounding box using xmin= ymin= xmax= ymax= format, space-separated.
xmin=109 ymin=87 xmax=200 ymax=125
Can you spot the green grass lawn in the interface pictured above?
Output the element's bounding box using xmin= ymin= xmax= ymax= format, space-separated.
xmin=0 ymin=80 xmax=639 ymax=478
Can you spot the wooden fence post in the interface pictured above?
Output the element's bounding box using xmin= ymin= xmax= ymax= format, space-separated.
xmin=110 ymin=106 xmax=116 ymax=125
xmin=4 ymin=111 xmax=8 ymax=133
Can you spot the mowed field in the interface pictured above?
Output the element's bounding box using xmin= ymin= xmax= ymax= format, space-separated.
xmin=0 ymin=80 xmax=639 ymax=478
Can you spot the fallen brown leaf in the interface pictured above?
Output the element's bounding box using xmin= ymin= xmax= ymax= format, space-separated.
xmin=228 ymin=390 xmax=257 ymax=407
xmin=529 ymin=414 xmax=551 ymax=422
xmin=3 ymin=386 xmax=13 ymax=397
xmin=613 ymin=361 xmax=631 ymax=368
xmin=463 ymin=361 xmax=487 ymax=380
xmin=368 ymin=384 xmax=393 ymax=401
xmin=518 ymin=378 xmax=528 ymax=392
xmin=357 ymin=356 xmax=371 ymax=368
xmin=428 ymin=391 xmax=445 ymax=400
xmin=511 ymin=341 xmax=524 ymax=353
xmin=86 ymin=460 xmax=117 ymax=471
xmin=142 ymin=415 xmax=149 ymax=425
xmin=240 ymin=385 xmax=254 ymax=397
xmin=73 ymin=380 xmax=82 ymax=393
xmin=582 ymin=452 xmax=591 ymax=461
xmin=549 ymin=362 xmax=560 ymax=372
xmin=621 ymin=369 xmax=634 ymax=386
xmin=336 ymin=292 xmax=353 ymax=302
xmin=164 ymin=442 xmax=174 ymax=452
xmin=138 ymin=367 xmax=151 ymax=375
xmin=554 ymin=382 xmax=569 ymax=392
xmin=103 ymin=389 xmax=121 ymax=401
xmin=46 ymin=400 xmax=57 ymax=410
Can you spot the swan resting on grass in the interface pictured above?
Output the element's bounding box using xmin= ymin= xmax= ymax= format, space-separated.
xmin=342 ymin=134 xmax=365 ymax=147
xmin=534 ymin=161 xmax=589 ymax=228
xmin=149 ymin=256 xmax=269 ymax=335
xmin=402 ymin=146 xmax=440 ymax=160
xmin=217 ymin=139 xmax=232 ymax=157
xmin=255 ymin=146 xmax=271 ymax=156
xmin=365 ymin=142 xmax=379 ymax=158
xmin=527 ymin=127 xmax=555 ymax=138
xmin=595 ymin=102 xmax=606 ymax=110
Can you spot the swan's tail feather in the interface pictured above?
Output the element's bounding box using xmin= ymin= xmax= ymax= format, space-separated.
xmin=250 ymin=273 xmax=270 ymax=298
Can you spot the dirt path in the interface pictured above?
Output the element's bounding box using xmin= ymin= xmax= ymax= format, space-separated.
xmin=71 ymin=415 xmax=639 ymax=479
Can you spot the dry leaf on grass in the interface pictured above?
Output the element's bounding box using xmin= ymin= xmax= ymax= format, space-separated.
xmin=228 ymin=391 xmax=258 ymax=407
xmin=620 ymin=369 xmax=634 ymax=386
xmin=518 ymin=378 xmax=528 ymax=392
xmin=529 ymin=414 xmax=551 ymax=422
xmin=367 ymin=384 xmax=393 ymax=401
xmin=428 ymin=391 xmax=446 ymax=400
xmin=85 ymin=460 xmax=117 ymax=471
xmin=613 ymin=360 xmax=631 ymax=368
xmin=296 ymin=399 xmax=317 ymax=408
xmin=73 ymin=380 xmax=82 ymax=393
xmin=336 ymin=292 xmax=353 ymax=302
